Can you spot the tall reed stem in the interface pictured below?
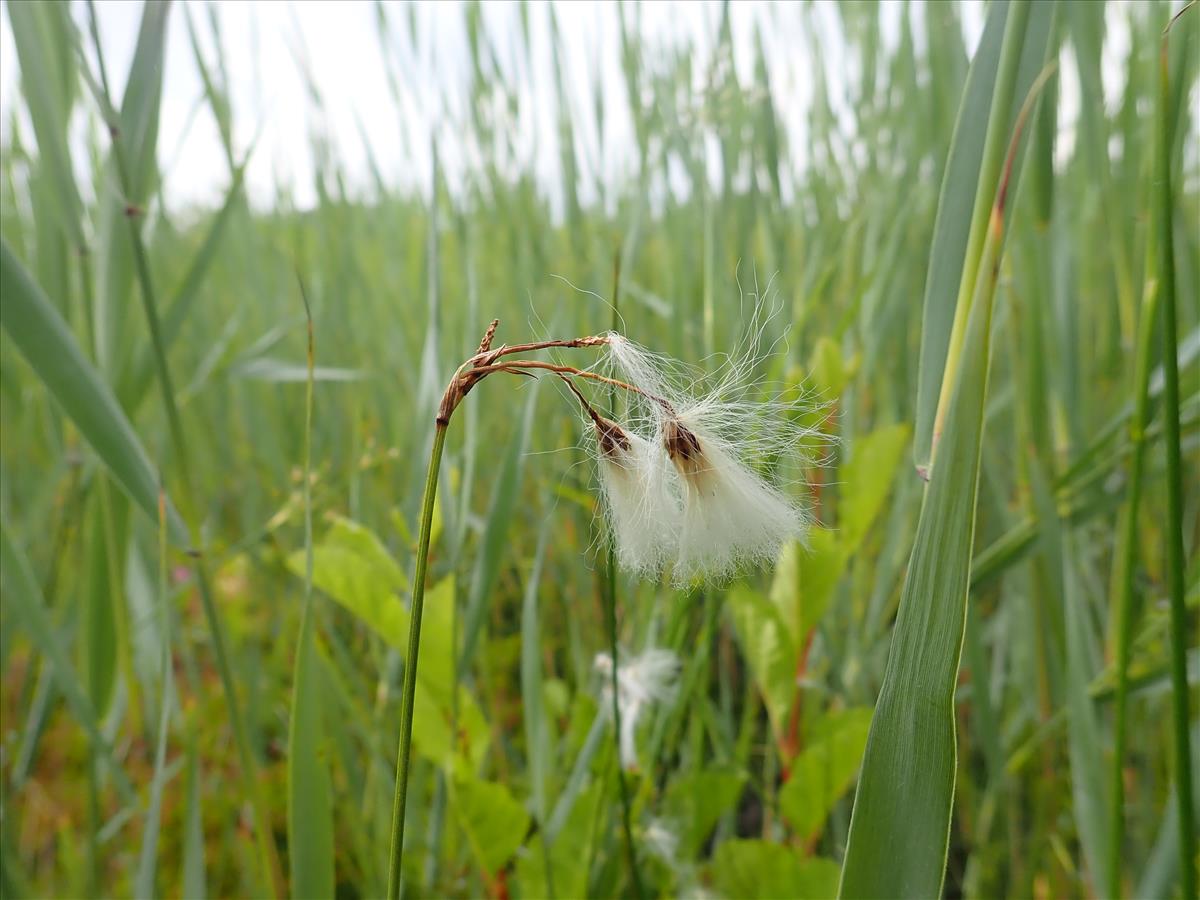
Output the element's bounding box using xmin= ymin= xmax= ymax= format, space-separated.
xmin=1155 ymin=15 xmax=1196 ymax=898
xmin=387 ymin=423 xmax=449 ymax=900
xmin=1106 ymin=174 xmax=1160 ymax=900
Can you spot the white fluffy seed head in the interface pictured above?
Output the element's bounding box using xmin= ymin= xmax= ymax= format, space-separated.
xmin=595 ymin=323 xmax=821 ymax=586
xmin=665 ymin=411 xmax=807 ymax=583
xmin=595 ymin=425 xmax=680 ymax=575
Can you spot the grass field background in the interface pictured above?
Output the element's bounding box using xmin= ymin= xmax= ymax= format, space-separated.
xmin=1 ymin=1 xmax=1197 ymax=898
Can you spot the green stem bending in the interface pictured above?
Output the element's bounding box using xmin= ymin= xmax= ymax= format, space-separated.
xmin=387 ymin=423 xmax=449 ymax=900
xmin=1155 ymin=23 xmax=1197 ymax=900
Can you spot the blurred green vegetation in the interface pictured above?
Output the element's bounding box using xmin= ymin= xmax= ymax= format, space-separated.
xmin=0 ymin=1 xmax=1197 ymax=898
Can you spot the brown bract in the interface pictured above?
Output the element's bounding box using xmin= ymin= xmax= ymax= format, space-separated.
xmin=662 ymin=417 xmax=704 ymax=471
xmin=435 ymin=319 xmax=609 ymax=425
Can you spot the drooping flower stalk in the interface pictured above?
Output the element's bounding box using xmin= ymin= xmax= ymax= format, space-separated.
xmin=386 ymin=321 xmax=626 ymax=898
xmin=387 ymin=312 xmax=816 ymax=895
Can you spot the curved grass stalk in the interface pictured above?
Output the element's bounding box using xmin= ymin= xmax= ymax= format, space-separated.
xmin=1106 ymin=162 xmax=1161 ymax=900
xmin=386 ymin=421 xmax=448 ymax=900
xmin=386 ymin=321 xmax=641 ymax=897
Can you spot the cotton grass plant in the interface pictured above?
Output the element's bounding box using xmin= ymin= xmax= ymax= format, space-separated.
xmin=387 ymin=311 xmax=819 ymax=897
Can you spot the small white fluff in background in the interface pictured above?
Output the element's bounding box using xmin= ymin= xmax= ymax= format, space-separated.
xmin=594 ymin=648 xmax=680 ymax=771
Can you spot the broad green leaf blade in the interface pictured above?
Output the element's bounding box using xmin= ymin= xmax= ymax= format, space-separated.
xmin=0 ymin=239 xmax=187 ymax=544
xmin=286 ymin=533 xmax=490 ymax=769
xmin=839 ymin=193 xmax=1007 ymax=900
xmin=727 ymin=584 xmax=796 ymax=740
xmin=286 ymin=517 xmax=407 ymax=644
xmin=450 ymin=775 xmax=531 ymax=876
xmin=839 ymin=423 xmax=911 ymax=554
xmin=710 ymin=841 xmax=840 ymax=900
xmin=779 ymin=707 xmax=872 ymax=837
xmin=913 ymin=0 xmax=1054 ymax=471
xmin=662 ymin=769 xmax=746 ymax=859
xmin=912 ymin=0 xmax=1008 ymax=471
xmin=769 ymin=529 xmax=846 ymax=648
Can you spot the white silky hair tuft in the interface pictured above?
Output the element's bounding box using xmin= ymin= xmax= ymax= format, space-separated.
xmin=594 ymin=648 xmax=680 ymax=771
xmin=669 ymin=409 xmax=808 ymax=583
xmin=595 ymin=431 xmax=680 ymax=575
xmin=595 ymin=295 xmax=822 ymax=584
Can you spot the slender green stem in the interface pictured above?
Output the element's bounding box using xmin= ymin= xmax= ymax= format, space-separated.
xmin=1155 ymin=22 xmax=1196 ymax=900
xmin=606 ymin=549 xmax=643 ymax=900
xmin=286 ymin=281 xmax=321 ymax=891
xmin=387 ymin=422 xmax=449 ymax=900
xmin=604 ymin=254 xmax=643 ymax=899
xmin=1106 ymin=181 xmax=1161 ymax=900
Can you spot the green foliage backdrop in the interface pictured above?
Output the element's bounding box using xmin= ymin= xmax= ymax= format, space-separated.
xmin=0 ymin=1 xmax=1196 ymax=898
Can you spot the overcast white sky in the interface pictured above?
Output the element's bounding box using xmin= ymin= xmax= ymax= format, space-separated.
xmin=1 ymin=1 xmax=1156 ymax=217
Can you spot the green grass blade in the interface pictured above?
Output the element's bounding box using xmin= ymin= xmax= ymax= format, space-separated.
xmin=839 ymin=52 xmax=1050 ymax=897
xmin=121 ymin=157 xmax=251 ymax=409
xmin=1107 ymin=118 xmax=1164 ymax=900
xmin=287 ymin=280 xmax=335 ymax=898
xmin=134 ymin=485 xmax=175 ymax=899
xmin=1155 ymin=10 xmax=1198 ymax=896
xmin=838 ymin=214 xmax=1001 ymax=897
xmin=83 ymin=489 xmax=119 ymax=716
xmin=0 ymin=238 xmax=187 ymax=543
xmin=915 ymin=0 xmax=1054 ymax=471
xmin=459 ymin=378 xmax=541 ymax=671
xmin=520 ymin=524 xmax=554 ymax=894
xmin=4 ymin=1 xmax=83 ymax=251
xmin=182 ymin=740 xmax=207 ymax=899
xmin=1063 ymin=534 xmax=1109 ymax=890
xmin=911 ymin=0 xmax=1009 ymax=472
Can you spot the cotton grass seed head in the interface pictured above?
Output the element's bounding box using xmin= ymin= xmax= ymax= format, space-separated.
xmin=594 ymin=420 xmax=680 ymax=575
xmin=588 ymin=327 xmax=819 ymax=586
xmin=594 ymin=648 xmax=680 ymax=771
